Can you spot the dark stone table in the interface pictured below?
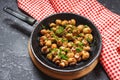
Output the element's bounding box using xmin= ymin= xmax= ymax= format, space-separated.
xmin=0 ymin=0 xmax=120 ymax=80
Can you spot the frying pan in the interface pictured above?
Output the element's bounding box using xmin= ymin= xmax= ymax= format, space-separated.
xmin=3 ymin=7 xmax=102 ymax=73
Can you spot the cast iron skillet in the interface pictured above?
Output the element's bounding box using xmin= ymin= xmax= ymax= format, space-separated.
xmin=4 ymin=7 xmax=102 ymax=72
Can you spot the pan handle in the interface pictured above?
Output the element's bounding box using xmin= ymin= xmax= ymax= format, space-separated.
xmin=3 ymin=7 xmax=36 ymax=25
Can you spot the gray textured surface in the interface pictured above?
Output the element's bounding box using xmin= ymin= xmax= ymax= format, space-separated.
xmin=0 ymin=0 xmax=120 ymax=80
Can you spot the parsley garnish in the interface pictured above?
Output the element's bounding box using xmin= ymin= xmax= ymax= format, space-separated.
xmin=78 ymin=42 xmax=84 ymax=47
xmin=41 ymin=25 xmax=46 ymax=28
xmin=86 ymin=37 xmax=91 ymax=43
xmin=64 ymin=48 xmax=69 ymax=52
xmin=61 ymin=54 xmax=68 ymax=60
xmin=52 ymin=34 xmax=59 ymax=40
xmin=58 ymin=48 xmax=68 ymax=60
xmin=79 ymin=33 xmax=84 ymax=37
xmin=61 ymin=38 xmax=68 ymax=43
xmin=55 ymin=26 xmax=64 ymax=35
xmin=76 ymin=47 xmax=83 ymax=52
xmin=84 ymin=25 xmax=89 ymax=28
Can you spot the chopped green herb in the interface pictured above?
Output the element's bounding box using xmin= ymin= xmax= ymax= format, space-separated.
xmin=41 ymin=25 xmax=46 ymax=28
xmin=76 ymin=47 xmax=83 ymax=52
xmin=51 ymin=48 xmax=57 ymax=53
xmin=55 ymin=26 xmax=64 ymax=35
xmin=73 ymin=36 xmax=77 ymax=39
xmin=61 ymin=54 xmax=68 ymax=60
xmin=50 ymin=28 xmax=53 ymax=31
xmin=60 ymin=48 xmax=62 ymax=52
xmin=78 ymin=42 xmax=84 ymax=47
xmin=86 ymin=37 xmax=91 ymax=43
xmin=52 ymin=34 xmax=59 ymax=40
xmin=58 ymin=48 xmax=68 ymax=60
xmin=61 ymin=38 xmax=68 ymax=43
xmin=52 ymin=48 xmax=58 ymax=51
xmin=61 ymin=38 xmax=65 ymax=42
xmin=84 ymin=25 xmax=89 ymax=28
xmin=64 ymin=48 xmax=69 ymax=52
xmin=57 ymin=48 xmax=62 ymax=56
xmin=79 ymin=33 xmax=84 ymax=37
xmin=71 ymin=43 xmax=75 ymax=47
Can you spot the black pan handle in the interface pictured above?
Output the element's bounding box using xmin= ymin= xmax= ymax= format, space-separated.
xmin=3 ymin=7 xmax=36 ymax=25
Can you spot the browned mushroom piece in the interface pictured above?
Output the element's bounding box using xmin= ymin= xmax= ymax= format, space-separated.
xmin=69 ymin=19 xmax=76 ymax=25
xmin=61 ymin=20 xmax=68 ymax=26
xmin=67 ymin=42 xmax=73 ymax=48
xmin=45 ymin=40 xmax=52 ymax=47
xmin=55 ymin=19 xmax=62 ymax=25
xmin=77 ymin=25 xmax=84 ymax=33
xmin=47 ymin=53 xmax=53 ymax=60
xmin=81 ymin=51 xmax=90 ymax=60
xmin=77 ymin=37 xmax=83 ymax=41
xmin=65 ymin=33 xmax=73 ymax=40
xmin=49 ymin=23 xmax=56 ymax=27
xmin=62 ymin=42 xmax=68 ymax=47
xmin=59 ymin=46 xmax=66 ymax=50
xmin=59 ymin=62 xmax=66 ymax=67
xmin=60 ymin=60 xmax=68 ymax=67
xmin=61 ymin=51 xmax=66 ymax=55
xmin=74 ymin=40 xmax=80 ymax=45
xmin=49 ymin=37 xmax=56 ymax=42
xmin=52 ymin=55 xmax=61 ymax=62
xmin=39 ymin=36 xmax=46 ymax=46
xmin=74 ymin=53 xmax=82 ymax=62
xmin=68 ymin=58 xmax=77 ymax=65
xmin=41 ymin=46 xmax=49 ymax=53
xmin=74 ymin=53 xmax=80 ymax=58
xmin=57 ymin=39 xmax=63 ymax=46
xmin=65 ymin=25 xmax=73 ymax=32
xmin=52 ymin=27 xmax=57 ymax=33
xmin=55 ymin=60 xmax=61 ymax=65
xmin=41 ymin=29 xmax=48 ymax=35
xmin=84 ymin=34 xmax=93 ymax=42
xmin=51 ymin=44 xmax=57 ymax=49
xmin=83 ymin=46 xmax=91 ymax=51
xmin=83 ymin=27 xmax=92 ymax=34
xmin=82 ymin=39 xmax=88 ymax=45
xmin=66 ymin=52 xmax=74 ymax=58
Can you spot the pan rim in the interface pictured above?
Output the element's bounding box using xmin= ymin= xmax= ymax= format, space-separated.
xmin=30 ymin=12 xmax=102 ymax=72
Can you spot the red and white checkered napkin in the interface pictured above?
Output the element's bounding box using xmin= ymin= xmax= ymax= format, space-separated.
xmin=18 ymin=0 xmax=120 ymax=79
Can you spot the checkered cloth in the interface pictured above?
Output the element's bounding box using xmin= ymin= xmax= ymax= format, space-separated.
xmin=17 ymin=0 xmax=120 ymax=79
